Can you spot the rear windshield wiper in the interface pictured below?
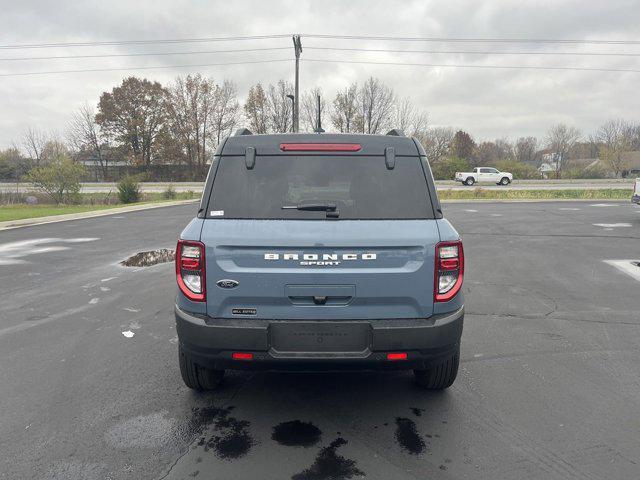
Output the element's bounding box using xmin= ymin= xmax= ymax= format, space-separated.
xmin=282 ymin=202 xmax=339 ymax=218
xmin=282 ymin=202 xmax=337 ymax=212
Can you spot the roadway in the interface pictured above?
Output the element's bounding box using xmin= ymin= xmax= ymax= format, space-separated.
xmin=0 ymin=201 xmax=639 ymax=479
xmin=0 ymin=178 xmax=635 ymax=194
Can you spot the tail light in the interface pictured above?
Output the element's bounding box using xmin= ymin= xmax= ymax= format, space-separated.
xmin=434 ymin=240 xmax=464 ymax=302
xmin=176 ymin=240 xmax=206 ymax=302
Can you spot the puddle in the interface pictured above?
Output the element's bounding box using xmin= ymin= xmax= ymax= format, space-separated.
xmin=272 ymin=420 xmax=321 ymax=447
xmin=395 ymin=417 xmax=426 ymax=455
xmin=120 ymin=249 xmax=175 ymax=267
xmin=195 ymin=406 xmax=254 ymax=460
xmin=292 ymin=438 xmax=363 ymax=480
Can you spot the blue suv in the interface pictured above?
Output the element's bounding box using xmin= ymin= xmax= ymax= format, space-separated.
xmin=175 ymin=130 xmax=464 ymax=390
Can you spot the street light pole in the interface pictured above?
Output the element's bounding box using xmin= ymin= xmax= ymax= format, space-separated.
xmin=292 ymin=35 xmax=302 ymax=133
xmin=286 ymin=94 xmax=295 ymax=133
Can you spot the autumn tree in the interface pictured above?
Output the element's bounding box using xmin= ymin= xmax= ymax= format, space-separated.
xmin=546 ymin=124 xmax=581 ymax=178
xmin=450 ymin=130 xmax=476 ymax=161
xmin=244 ymin=83 xmax=269 ymax=134
xmin=330 ymin=83 xmax=358 ymax=133
xmin=96 ymin=77 xmax=168 ymax=167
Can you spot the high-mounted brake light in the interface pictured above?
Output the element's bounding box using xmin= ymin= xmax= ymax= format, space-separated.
xmin=434 ymin=240 xmax=464 ymax=302
xmin=279 ymin=143 xmax=362 ymax=152
xmin=176 ymin=240 xmax=206 ymax=302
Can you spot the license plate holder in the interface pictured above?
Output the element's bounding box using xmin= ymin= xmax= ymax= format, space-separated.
xmin=269 ymin=322 xmax=370 ymax=354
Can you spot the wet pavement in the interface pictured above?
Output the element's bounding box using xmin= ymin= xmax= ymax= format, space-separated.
xmin=1 ymin=201 xmax=639 ymax=479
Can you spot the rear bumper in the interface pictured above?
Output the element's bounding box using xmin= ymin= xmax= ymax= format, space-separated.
xmin=175 ymin=305 xmax=464 ymax=371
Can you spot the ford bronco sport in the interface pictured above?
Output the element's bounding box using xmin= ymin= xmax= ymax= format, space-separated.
xmin=175 ymin=129 xmax=464 ymax=390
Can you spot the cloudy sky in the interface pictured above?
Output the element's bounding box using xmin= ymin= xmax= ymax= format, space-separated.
xmin=1 ymin=0 xmax=639 ymax=148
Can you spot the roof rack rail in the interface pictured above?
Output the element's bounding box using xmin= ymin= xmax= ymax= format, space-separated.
xmin=385 ymin=129 xmax=405 ymax=137
xmin=233 ymin=128 xmax=253 ymax=136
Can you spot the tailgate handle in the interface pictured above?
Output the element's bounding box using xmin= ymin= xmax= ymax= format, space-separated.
xmin=285 ymin=285 xmax=355 ymax=306
xmin=313 ymin=296 xmax=328 ymax=305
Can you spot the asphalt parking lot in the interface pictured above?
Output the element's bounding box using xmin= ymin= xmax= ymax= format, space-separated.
xmin=1 ymin=201 xmax=639 ymax=480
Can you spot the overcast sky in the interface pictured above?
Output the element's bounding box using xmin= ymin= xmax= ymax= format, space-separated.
xmin=1 ymin=0 xmax=640 ymax=148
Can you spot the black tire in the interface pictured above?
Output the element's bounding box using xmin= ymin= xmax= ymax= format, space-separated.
xmin=179 ymin=345 xmax=224 ymax=391
xmin=414 ymin=348 xmax=459 ymax=390
xmin=464 ymin=177 xmax=475 ymax=186
xmin=499 ymin=177 xmax=510 ymax=185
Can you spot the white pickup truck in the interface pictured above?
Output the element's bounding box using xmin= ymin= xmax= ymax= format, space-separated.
xmin=455 ymin=167 xmax=513 ymax=186
xmin=633 ymin=178 xmax=640 ymax=204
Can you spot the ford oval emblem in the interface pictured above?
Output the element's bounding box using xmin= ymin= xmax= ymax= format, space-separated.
xmin=216 ymin=279 xmax=239 ymax=289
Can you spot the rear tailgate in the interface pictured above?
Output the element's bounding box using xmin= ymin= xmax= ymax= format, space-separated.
xmin=202 ymin=219 xmax=439 ymax=320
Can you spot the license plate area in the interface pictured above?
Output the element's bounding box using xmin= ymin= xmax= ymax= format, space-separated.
xmin=269 ymin=322 xmax=371 ymax=357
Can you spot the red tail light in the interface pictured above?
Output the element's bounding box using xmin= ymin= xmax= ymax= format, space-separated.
xmin=176 ymin=240 xmax=206 ymax=302
xmin=280 ymin=143 xmax=362 ymax=152
xmin=232 ymin=352 xmax=254 ymax=360
xmin=434 ymin=240 xmax=464 ymax=302
xmin=387 ymin=352 xmax=408 ymax=361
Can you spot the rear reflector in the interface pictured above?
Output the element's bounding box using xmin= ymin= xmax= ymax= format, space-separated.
xmin=387 ymin=352 xmax=408 ymax=361
xmin=232 ymin=352 xmax=253 ymax=360
xmin=280 ymin=143 xmax=362 ymax=152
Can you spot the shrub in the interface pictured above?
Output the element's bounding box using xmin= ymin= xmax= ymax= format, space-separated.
xmin=25 ymin=154 xmax=84 ymax=204
xmin=162 ymin=184 xmax=177 ymax=200
xmin=493 ymin=159 xmax=540 ymax=180
xmin=431 ymin=156 xmax=471 ymax=180
xmin=117 ymin=175 xmax=141 ymax=204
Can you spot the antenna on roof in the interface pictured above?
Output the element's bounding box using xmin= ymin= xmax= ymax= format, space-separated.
xmin=234 ymin=128 xmax=253 ymax=136
xmin=386 ymin=129 xmax=405 ymax=137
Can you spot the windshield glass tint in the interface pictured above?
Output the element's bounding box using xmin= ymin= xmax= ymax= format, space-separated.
xmin=208 ymin=155 xmax=434 ymax=219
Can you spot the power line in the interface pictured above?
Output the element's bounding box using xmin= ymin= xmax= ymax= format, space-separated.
xmin=305 ymin=46 xmax=640 ymax=57
xmin=4 ymin=45 xmax=640 ymax=62
xmin=303 ymin=58 xmax=640 ymax=73
xmin=303 ymin=34 xmax=640 ymax=45
xmin=0 ymin=34 xmax=291 ymax=50
xmin=0 ymin=58 xmax=291 ymax=77
xmin=0 ymin=46 xmax=291 ymax=61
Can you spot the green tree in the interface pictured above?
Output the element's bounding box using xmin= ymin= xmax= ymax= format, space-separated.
xmin=25 ymin=153 xmax=84 ymax=204
xmin=96 ymin=77 xmax=168 ymax=167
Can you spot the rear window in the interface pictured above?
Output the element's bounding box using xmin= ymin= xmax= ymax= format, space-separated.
xmin=207 ymin=155 xmax=435 ymax=220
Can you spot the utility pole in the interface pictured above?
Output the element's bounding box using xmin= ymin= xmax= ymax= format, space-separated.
xmin=292 ymin=34 xmax=302 ymax=133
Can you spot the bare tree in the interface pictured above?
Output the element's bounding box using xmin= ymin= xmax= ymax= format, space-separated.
xmin=330 ymin=83 xmax=358 ymax=133
xmin=67 ymin=103 xmax=110 ymax=179
xmin=166 ymin=74 xmax=217 ymax=168
xmin=22 ymin=126 xmax=47 ymax=166
xmin=392 ymin=98 xmax=428 ymax=137
xmin=300 ymin=87 xmax=326 ymax=133
xmin=546 ymin=124 xmax=581 ymax=178
xmin=266 ymin=80 xmax=294 ymax=133
xmin=597 ymin=119 xmax=633 ymax=177
xmin=356 ymin=77 xmax=395 ymax=134
xmin=210 ymin=80 xmax=240 ymax=146
xmin=418 ymin=127 xmax=454 ymax=162
xmin=515 ymin=136 xmax=539 ymax=164
xmin=244 ymin=83 xmax=269 ymax=134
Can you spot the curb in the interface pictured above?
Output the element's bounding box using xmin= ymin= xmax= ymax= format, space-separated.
xmin=0 ymin=199 xmax=199 ymax=231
